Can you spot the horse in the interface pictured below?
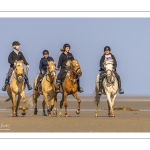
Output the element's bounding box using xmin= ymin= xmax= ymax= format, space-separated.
xmin=55 ymin=59 xmax=82 ymax=117
xmin=27 ymin=61 xmax=57 ymax=116
xmin=6 ymin=60 xmax=27 ymax=117
xmin=94 ymin=60 xmax=118 ymax=117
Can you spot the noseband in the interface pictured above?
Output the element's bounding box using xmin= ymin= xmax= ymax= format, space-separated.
xmin=72 ymin=67 xmax=81 ymax=76
xmin=15 ymin=73 xmax=24 ymax=82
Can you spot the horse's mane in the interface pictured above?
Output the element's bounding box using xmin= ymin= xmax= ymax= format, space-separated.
xmin=16 ymin=61 xmax=24 ymax=66
xmin=104 ymin=60 xmax=114 ymax=65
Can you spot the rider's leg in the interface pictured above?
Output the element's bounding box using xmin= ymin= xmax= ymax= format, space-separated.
xmin=98 ymin=71 xmax=106 ymax=95
xmin=34 ymin=73 xmax=43 ymax=91
xmin=76 ymin=77 xmax=84 ymax=93
xmin=2 ymin=67 xmax=14 ymax=91
xmin=114 ymin=72 xmax=124 ymax=94
xmin=56 ymin=69 xmax=65 ymax=93
xmin=24 ymin=74 xmax=32 ymax=90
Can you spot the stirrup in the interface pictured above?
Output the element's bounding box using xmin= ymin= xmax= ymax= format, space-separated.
xmin=98 ymin=90 xmax=102 ymax=95
xmin=27 ymin=85 xmax=32 ymax=90
xmin=2 ymin=85 xmax=7 ymax=91
xmin=78 ymin=87 xmax=84 ymax=93
xmin=119 ymin=89 xmax=124 ymax=94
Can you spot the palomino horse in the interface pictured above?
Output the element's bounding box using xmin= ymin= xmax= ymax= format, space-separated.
xmin=27 ymin=61 xmax=57 ymax=116
xmin=55 ymin=59 xmax=82 ymax=117
xmin=95 ymin=60 xmax=118 ymax=117
xmin=6 ymin=60 xmax=27 ymax=117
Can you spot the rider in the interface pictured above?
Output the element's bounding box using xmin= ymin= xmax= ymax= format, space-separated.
xmin=56 ymin=43 xmax=84 ymax=93
xmin=98 ymin=46 xmax=124 ymax=95
xmin=34 ymin=50 xmax=54 ymax=90
xmin=2 ymin=41 xmax=32 ymax=91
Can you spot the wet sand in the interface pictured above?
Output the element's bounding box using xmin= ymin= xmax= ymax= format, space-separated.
xmin=0 ymin=95 xmax=150 ymax=132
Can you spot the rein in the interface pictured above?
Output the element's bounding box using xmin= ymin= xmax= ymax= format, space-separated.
xmin=67 ymin=67 xmax=80 ymax=82
xmin=13 ymin=72 xmax=24 ymax=82
xmin=45 ymin=70 xmax=56 ymax=83
xmin=105 ymin=70 xmax=115 ymax=85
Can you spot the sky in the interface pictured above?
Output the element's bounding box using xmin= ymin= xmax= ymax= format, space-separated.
xmin=0 ymin=18 xmax=150 ymax=96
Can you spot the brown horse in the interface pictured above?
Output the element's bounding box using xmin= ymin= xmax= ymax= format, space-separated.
xmin=56 ymin=59 xmax=82 ymax=117
xmin=6 ymin=60 xmax=26 ymax=117
xmin=27 ymin=61 xmax=57 ymax=116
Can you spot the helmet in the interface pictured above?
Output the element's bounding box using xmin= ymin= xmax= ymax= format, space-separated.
xmin=43 ymin=50 xmax=49 ymax=55
xmin=63 ymin=43 xmax=71 ymax=50
xmin=12 ymin=41 xmax=20 ymax=46
xmin=104 ymin=46 xmax=111 ymax=51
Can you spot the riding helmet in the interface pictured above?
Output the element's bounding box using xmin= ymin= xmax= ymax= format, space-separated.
xmin=63 ymin=43 xmax=71 ymax=49
xmin=43 ymin=50 xmax=49 ymax=55
xmin=104 ymin=46 xmax=111 ymax=51
xmin=12 ymin=41 xmax=20 ymax=46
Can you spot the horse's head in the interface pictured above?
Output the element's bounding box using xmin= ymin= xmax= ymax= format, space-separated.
xmin=103 ymin=60 xmax=114 ymax=77
xmin=70 ymin=59 xmax=82 ymax=76
xmin=14 ymin=60 xmax=24 ymax=82
xmin=47 ymin=61 xmax=56 ymax=78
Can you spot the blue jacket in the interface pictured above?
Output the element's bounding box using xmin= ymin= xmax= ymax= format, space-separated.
xmin=39 ymin=56 xmax=54 ymax=72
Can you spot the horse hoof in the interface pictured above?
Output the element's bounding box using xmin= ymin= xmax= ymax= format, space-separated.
xmin=76 ymin=110 xmax=80 ymax=114
xmin=12 ymin=114 xmax=17 ymax=117
xmin=65 ymin=114 xmax=68 ymax=117
xmin=59 ymin=114 xmax=62 ymax=117
xmin=34 ymin=112 xmax=37 ymax=115
xmin=53 ymin=113 xmax=57 ymax=117
xmin=22 ymin=112 xmax=26 ymax=116
xmin=48 ymin=113 xmax=51 ymax=117
xmin=95 ymin=114 xmax=98 ymax=117
xmin=43 ymin=113 xmax=47 ymax=116
xmin=109 ymin=114 xmax=115 ymax=117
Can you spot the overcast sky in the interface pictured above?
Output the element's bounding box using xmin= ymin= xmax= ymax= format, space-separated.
xmin=0 ymin=18 xmax=150 ymax=96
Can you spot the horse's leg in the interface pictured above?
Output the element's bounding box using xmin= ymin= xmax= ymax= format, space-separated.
xmin=111 ymin=94 xmax=116 ymax=117
xmin=20 ymin=91 xmax=26 ymax=116
xmin=53 ymin=94 xmax=57 ymax=116
xmin=11 ymin=92 xmax=17 ymax=117
xmin=72 ymin=92 xmax=81 ymax=115
xmin=95 ymin=95 xmax=101 ymax=117
xmin=34 ymin=92 xmax=40 ymax=115
xmin=43 ymin=92 xmax=51 ymax=116
xmin=59 ymin=94 xmax=64 ymax=117
xmin=42 ymin=99 xmax=47 ymax=116
xmin=106 ymin=92 xmax=112 ymax=117
xmin=64 ymin=92 xmax=68 ymax=117
xmin=16 ymin=94 xmax=21 ymax=116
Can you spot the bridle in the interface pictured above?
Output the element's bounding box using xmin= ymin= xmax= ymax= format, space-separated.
xmin=45 ymin=68 xmax=56 ymax=83
xmin=67 ymin=64 xmax=81 ymax=82
xmin=105 ymin=69 xmax=115 ymax=84
xmin=14 ymin=70 xmax=24 ymax=82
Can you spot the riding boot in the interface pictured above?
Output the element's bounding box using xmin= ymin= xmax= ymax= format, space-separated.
xmin=98 ymin=74 xmax=105 ymax=95
xmin=2 ymin=67 xmax=14 ymax=91
xmin=2 ymin=77 xmax=10 ymax=91
xmin=115 ymin=73 xmax=124 ymax=94
xmin=24 ymin=75 xmax=32 ymax=90
xmin=76 ymin=78 xmax=84 ymax=93
xmin=56 ymin=80 xmax=61 ymax=93
xmin=34 ymin=77 xmax=42 ymax=91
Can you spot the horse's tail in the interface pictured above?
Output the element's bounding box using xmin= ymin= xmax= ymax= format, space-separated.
xmin=27 ymin=93 xmax=34 ymax=108
xmin=94 ymin=73 xmax=101 ymax=105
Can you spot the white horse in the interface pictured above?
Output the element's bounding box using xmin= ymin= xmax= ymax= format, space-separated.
xmin=95 ymin=60 xmax=118 ymax=117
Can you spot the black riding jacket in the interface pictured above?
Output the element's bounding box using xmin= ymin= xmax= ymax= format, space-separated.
xmin=100 ymin=53 xmax=117 ymax=71
xmin=8 ymin=51 xmax=29 ymax=67
xmin=39 ymin=56 xmax=54 ymax=72
xmin=57 ymin=52 xmax=74 ymax=69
